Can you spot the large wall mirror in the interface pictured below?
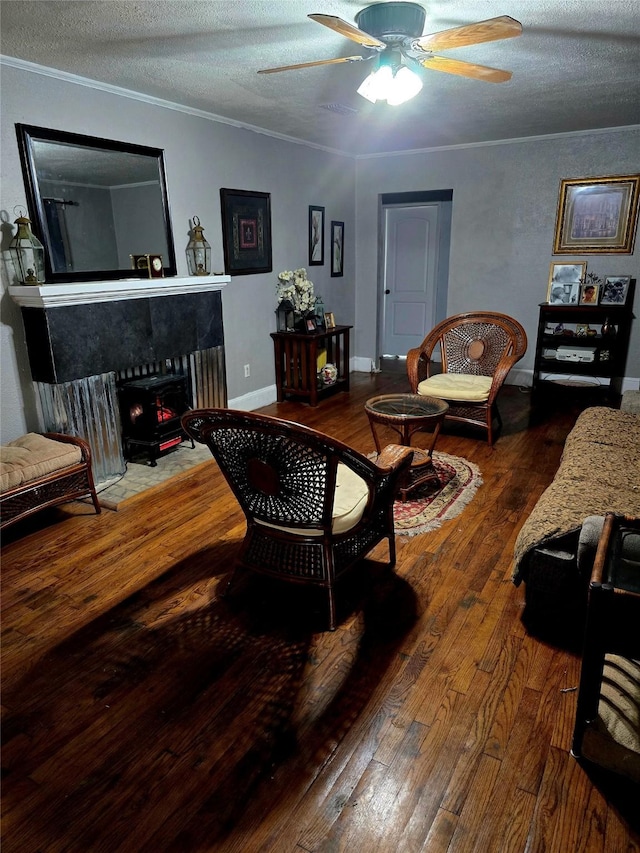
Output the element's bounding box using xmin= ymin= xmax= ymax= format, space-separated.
xmin=16 ymin=124 xmax=177 ymax=283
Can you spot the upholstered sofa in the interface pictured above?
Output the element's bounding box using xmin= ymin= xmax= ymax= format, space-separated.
xmin=512 ymin=406 xmax=640 ymax=633
xmin=1 ymin=432 xmax=101 ymax=529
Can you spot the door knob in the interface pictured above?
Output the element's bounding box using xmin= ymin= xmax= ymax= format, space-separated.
xmin=385 ymin=289 xmax=391 ymax=294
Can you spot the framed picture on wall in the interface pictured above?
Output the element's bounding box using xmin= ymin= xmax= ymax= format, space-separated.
xmin=309 ymin=205 xmax=324 ymax=266
xmin=552 ymin=174 xmax=640 ymax=254
xmin=220 ymin=188 xmax=272 ymax=275
xmin=331 ymin=221 xmax=344 ymax=277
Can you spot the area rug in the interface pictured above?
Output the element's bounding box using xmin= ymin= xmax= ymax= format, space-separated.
xmin=392 ymin=452 xmax=483 ymax=537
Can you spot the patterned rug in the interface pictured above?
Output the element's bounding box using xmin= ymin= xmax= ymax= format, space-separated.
xmin=392 ymin=452 xmax=483 ymax=537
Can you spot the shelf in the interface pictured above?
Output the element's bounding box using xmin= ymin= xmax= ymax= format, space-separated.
xmin=9 ymin=274 xmax=230 ymax=307
xmin=533 ymin=294 xmax=634 ymax=405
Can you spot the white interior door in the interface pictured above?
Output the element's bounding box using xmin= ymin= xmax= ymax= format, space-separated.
xmin=382 ymin=204 xmax=440 ymax=356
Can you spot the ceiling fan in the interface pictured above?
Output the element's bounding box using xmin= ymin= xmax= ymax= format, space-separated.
xmin=258 ymin=3 xmax=522 ymax=104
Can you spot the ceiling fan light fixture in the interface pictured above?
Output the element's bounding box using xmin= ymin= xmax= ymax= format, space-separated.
xmin=357 ymin=63 xmax=422 ymax=105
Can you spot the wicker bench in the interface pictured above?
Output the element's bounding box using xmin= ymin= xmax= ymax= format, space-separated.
xmin=1 ymin=433 xmax=101 ymax=530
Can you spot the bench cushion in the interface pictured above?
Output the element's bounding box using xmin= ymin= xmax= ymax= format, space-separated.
xmin=1 ymin=434 xmax=82 ymax=492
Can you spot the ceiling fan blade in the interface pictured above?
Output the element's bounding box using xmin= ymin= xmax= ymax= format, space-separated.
xmin=258 ymin=55 xmax=367 ymax=74
xmin=414 ymin=15 xmax=522 ymax=52
xmin=419 ymin=55 xmax=513 ymax=83
xmin=308 ymin=13 xmax=386 ymax=48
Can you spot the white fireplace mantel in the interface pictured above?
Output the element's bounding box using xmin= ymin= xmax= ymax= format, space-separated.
xmin=9 ymin=274 xmax=230 ymax=308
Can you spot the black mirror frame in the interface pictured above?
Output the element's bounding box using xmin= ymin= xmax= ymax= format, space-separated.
xmin=15 ymin=124 xmax=177 ymax=283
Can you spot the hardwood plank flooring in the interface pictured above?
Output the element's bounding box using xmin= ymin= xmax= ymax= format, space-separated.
xmin=2 ymin=363 xmax=638 ymax=852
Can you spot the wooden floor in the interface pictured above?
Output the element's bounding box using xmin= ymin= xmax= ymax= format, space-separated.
xmin=2 ymin=363 xmax=638 ymax=852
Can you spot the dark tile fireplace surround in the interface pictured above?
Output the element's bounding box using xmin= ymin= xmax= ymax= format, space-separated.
xmin=12 ymin=280 xmax=228 ymax=485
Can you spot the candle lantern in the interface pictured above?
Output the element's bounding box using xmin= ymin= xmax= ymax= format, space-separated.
xmin=276 ymin=299 xmax=295 ymax=332
xmin=9 ymin=213 xmax=45 ymax=285
xmin=185 ymin=216 xmax=212 ymax=276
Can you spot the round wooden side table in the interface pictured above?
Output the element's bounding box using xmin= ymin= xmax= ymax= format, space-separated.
xmin=365 ymin=393 xmax=449 ymax=501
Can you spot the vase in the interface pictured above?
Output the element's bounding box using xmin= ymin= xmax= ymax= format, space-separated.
xmin=294 ymin=311 xmax=306 ymax=331
xmin=601 ymin=317 xmax=617 ymax=337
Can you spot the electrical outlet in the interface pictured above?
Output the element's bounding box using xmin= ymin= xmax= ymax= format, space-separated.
xmin=244 ymin=364 xmax=250 ymax=378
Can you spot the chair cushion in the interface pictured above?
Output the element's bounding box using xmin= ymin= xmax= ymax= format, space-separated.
xmin=257 ymin=462 xmax=370 ymax=537
xmin=1 ymin=434 xmax=82 ymax=492
xmin=417 ymin=373 xmax=492 ymax=403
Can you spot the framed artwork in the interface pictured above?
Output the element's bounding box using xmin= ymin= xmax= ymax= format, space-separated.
xmin=575 ymin=323 xmax=589 ymax=337
xmin=546 ymin=262 xmax=587 ymax=304
xmin=601 ymin=275 xmax=631 ymax=306
xmin=331 ymin=221 xmax=344 ymax=277
xmin=325 ymin=311 xmax=336 ymax=328
xmin=305 ymin=316 xmax=318 ymax=333
xmin=552 ymin=174 xmax=640 ymax=254
xmin=579 ymin=282 xmax=600 ymax=305
xmin=309 ymin=205 xmax=324 ymax=266
xmin=220 ymin=188 xmax=272 ymax=275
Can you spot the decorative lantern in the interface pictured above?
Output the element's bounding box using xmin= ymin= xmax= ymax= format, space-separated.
xmin=276 ymin=299 xmax=295 ymax=332
xmin=185 ymin=216 xmax=211 ymax=276
xmin=9 ymin=212 xmax=45 ymax=285
xmin=314 ymin=294 xmax=326 ymax=328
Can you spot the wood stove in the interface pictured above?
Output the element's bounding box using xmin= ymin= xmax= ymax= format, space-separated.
xmin=118 ymin=374 xmax=193 ymax=466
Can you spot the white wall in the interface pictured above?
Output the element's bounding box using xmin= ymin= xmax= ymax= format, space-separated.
xmin=0 ymin=62 xmax=356 ymax=441
xmin=355 ymin=128 xmax=640 ymax=380
xmin=2 ymin=61 xmax=638 ymax=444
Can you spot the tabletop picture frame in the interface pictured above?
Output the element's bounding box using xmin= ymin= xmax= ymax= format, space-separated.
xmin=546 ymin=262 xmax=587 ymax=304
xmin=331 ymin=221 xmax=344 ymax=277
xmin=579 ymin=282 xmax=600 ymax=305
xmin=600 ymin=275 xmax=631 ymax=306
xmin=309 ymin=205 xmax=324 ymax=266
xmin=220 ymin=188 xmax=272 ymax=275
xmin=552 ymin=174 xmax=640 ymax=254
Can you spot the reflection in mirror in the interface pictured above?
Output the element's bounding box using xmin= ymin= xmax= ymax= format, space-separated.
xmin=16 ymin=125 xmax=177 ymax=282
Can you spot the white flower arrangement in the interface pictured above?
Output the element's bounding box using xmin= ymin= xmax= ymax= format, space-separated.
xmin=276 ymin=268 xmax=315 ymax=313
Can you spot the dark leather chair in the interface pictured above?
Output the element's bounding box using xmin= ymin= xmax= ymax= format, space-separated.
xmin=406 ymin=311 xmax=527 ymax=445
xmin=182 ymin=408 xmax=413 ymax=630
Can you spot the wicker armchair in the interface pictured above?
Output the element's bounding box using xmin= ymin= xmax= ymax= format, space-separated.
xmin=406 ymin=311 xmax=527 ymax=446
xmin=182 ymin=408 xmax=414 ymax=630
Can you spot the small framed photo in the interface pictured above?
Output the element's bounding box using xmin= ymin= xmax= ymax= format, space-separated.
xmin=579 ymin=282 xmax=600 ymax=305
xmin=305 ymin=316 xmax=318 ymax=333
xmin=309 ymin=205 xmax=324 ymax=266
xmin=575 ymin=323 xmax=589 ymax=337
xmin=331 ymin=221 xmax=344 ymax=277
xmin=325 ymin=311 xmax=336 ymax=329
xmin=547 ymin=262 xmax=587 ymax=304
xmin=601 ymin=275 xmax=631 ymax=305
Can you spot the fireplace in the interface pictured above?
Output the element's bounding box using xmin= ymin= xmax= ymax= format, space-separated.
xmin=10 ymin=276 xmax=229 ymax=485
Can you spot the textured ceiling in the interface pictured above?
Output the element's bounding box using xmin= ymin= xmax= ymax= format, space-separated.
xmin=2 ymin=0 xmax=640 ymax=156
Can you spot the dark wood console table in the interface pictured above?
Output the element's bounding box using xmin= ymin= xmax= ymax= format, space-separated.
xmin=271 ymin=325 xmax=352 ymax=406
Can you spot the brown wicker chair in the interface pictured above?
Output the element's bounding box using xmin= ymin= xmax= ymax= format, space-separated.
xmin=182 ymin=408 xmax=414 ymax=631
xmin=406 ymin=311 xmax=527 ymax=446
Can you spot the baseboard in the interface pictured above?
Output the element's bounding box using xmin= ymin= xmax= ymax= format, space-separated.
xmin=228 ymin=385 xmax=277 ymax=411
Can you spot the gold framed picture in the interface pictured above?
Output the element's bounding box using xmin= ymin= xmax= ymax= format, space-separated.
xmin=546 ymin=262 xmax=587 ymax=304
xmin=552 ymin=174 xmax=640 ymax=254
xmin=325 ymin=312 xmax=336 ymax=328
